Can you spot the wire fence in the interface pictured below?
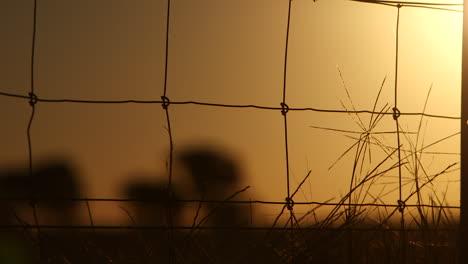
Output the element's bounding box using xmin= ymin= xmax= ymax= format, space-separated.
xmin=0 ymin=0 xmax=463 ymax=263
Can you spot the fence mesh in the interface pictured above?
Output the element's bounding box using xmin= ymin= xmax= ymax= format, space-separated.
xmin=0 ymin=0 xmax=463 ymax=263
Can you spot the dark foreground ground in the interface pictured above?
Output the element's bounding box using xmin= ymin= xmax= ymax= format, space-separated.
xmin=0 ymin=226 xmax=459 ymax=264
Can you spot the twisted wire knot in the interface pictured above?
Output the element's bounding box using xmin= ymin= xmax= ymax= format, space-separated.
xmin=280 ymin=102 xmax=289 ymax=116
xmin=397 ymin=199 xmax=406 ymax=213
xmin=285 ymin=197 xmax=294 ymax=211
xmin=161 ymin=96 xmax=170 ymax=109
xmin=28 ymin=92 xmax=38 ymax=106
xmin=392 ymin=107 xmax=401 ymax=120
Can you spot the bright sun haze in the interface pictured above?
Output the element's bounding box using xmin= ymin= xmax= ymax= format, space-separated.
xmin=0 ymin=0 xmax=462 ymax=224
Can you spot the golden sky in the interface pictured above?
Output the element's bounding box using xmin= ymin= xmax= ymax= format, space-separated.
xmin=0 ymin=0 xmax=463 ymax=223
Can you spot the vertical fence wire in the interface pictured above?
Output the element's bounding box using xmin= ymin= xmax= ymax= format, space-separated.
xmin=281 ymin=0 xmax=295 ymax=262
xmin=161 ymin=0 xmax=175 ymax=263
xmin=393 ymin=4 xmax=406 ymax=263
xmin=27 ymin=0 xmax=43 ymax=262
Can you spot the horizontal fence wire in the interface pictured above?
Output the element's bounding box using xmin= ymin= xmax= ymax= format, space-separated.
xmin=351 ymin=0 xmax=463 ymax=12
xmin=0 ymin=91 xmax=460 ymax=120
xmin=0 ymin=198 xmax=461 ymax=209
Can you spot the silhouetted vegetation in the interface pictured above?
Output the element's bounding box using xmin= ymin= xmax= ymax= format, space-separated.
xmin=0 ymin=159 xmax=81 ymax=225
xmin=123 ymin=178 xmax=181 ymax=226
xmin=179 ymin=147 xmax=249 ymax=227
xmin=0 ymin=141 xmax=460 ymax=264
